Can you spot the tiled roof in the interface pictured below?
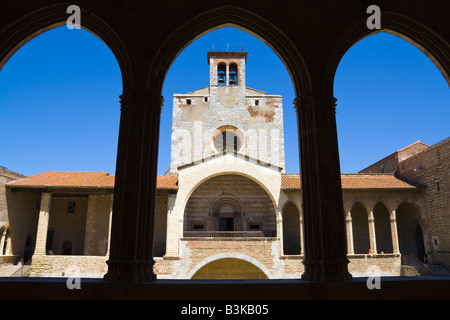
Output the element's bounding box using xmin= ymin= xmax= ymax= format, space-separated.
xmin=281 ymin=174 xmax=420 ymax=190
xmin=7 ymin=171 xmax=418 ymax=191
xmin=6 ymin=171 xmax=178 ymax=190
xmin=7 ymin=171 xmax=114 ymax=188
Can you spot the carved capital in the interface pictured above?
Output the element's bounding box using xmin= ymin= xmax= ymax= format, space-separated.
xmin=119 ymin=90 xmax=164 ymax=112
xmin=293 ymin=95 xmax=337 ymax=115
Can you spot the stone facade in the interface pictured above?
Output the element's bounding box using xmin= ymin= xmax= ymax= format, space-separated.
xmin=170 ymin=51 xmax=284 ymax=174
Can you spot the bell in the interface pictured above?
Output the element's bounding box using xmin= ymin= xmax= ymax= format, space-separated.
xmin=218 ymin=75 xmax=225 ymax=84
xmin=229 ymin=76 xmax=236 ymax=85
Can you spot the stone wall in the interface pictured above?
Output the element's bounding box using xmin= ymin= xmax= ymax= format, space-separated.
xmin=170 ymin=52 xmax=284 ymax=173
xmin=184 ymin=174 xmax=276 ymax=236
xmin=0 ymin=167 xmax=25 ymax=223
xmin=30 ymin=255 xmax=107 ymax=278
xmin=397 ymin=138 xmax=450 ymax=266
xmin=48 ymin=196 xmax=88 ymax=255
xmin=84 ymin=194 xmax=112 ymax=256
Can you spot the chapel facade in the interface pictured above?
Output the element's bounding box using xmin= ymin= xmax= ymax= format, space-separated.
xmin=1 ymin=51 xmax=448 ymax=279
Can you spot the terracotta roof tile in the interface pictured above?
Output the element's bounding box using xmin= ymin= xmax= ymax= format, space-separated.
xmin=281 ymin=174 xmax=420 ymax=190
xmin=7 ymin=171 xmax=418 ymax=191
xmin=7 ymin=171 xmax=114 ymax=188
xmin=7 ymin=171 xmax=178 ymax=190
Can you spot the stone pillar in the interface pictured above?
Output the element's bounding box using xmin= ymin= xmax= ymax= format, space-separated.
xmin=390 ymin=209 xmax=400 ymax=254
xmin=106 ymin=194 xmax=113 ymax=256
xmin=104 ymin=90 xmax=163 ymax=282
xmin=368 ymin=210 xmax=377 ymax=254
xmin=164 ymin=193 xmax=180 ymax=258
xmin=346 ymin=210 xmax=354 ymax=255
xmin=299 ymin=205 xmax=304 ymax=255
xmin=295 ymin=94 xmax=352 ymax=282
xmin=34 ymin=193 xmax=52 ymax=256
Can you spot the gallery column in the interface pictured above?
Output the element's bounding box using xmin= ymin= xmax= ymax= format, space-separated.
xmin=104 ymin=89 xmax=163 ymax=282
xmin=295 ymin=94 xmax=352 ymax=282
xmin=346 ymin=210 xmax=354 ymax=255
xmin=368 ymin=210 xmax=378 ymax=254
xmin=390 ymin=209 xmax=400 ymax=254
xmin=33 ymin=192 xmax=52 ymax=256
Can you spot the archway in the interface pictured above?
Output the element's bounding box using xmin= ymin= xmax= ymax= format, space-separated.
xmin=350 ymin=202 xmax=370 ymax=254
xmin=0 ymin=25 xmax=123 ymax=175
xmin=334 ymin=31 xmax=450 ymax=174
xmin=184 ymin=174 xmax=276 ymax=237
xmin=373 ymin=202 xmax=393 ymax=254
xmin=159 ymin=25 xmax=298 ymax=175
xmin=396 ymin=201 xmax=425 ymax=260
xmin=282 ymin=201 xmax=301 ymax=255
xmin=190 ymin=255 xmax=270 ymax=279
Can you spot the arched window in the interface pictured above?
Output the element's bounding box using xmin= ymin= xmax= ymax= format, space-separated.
xmin=212 ymin=126 xmax=243 ymax=153
xmin=217 ymin=63 xmax=226 ymax=85
xmin=229 ymin=63 xmax=238 ymax=85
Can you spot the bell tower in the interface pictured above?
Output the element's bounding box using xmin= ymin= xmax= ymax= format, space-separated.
xmin=170 ymin=50 xmax=285 ymax=174
xmin=208 ymin=51 xmax=247 ymax=87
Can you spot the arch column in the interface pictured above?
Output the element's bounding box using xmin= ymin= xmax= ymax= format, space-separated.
xmin=390 ymin=209 xmax=400 ymax=254
xmin=299 ymin=205 xmax=304 ymax=256
xmin=104 ymin=89 xmax=163 ymax=283
xmin=295 ymin=94 xmax=351 ymax=282
xmin=368 ymin=210 xmax=377 ymax=254
xmin=345 ymin=209 xmax=354 ymax=255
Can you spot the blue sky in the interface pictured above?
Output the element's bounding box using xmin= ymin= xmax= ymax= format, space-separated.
xmin=0 ymin=26 xmax=448 ymax=177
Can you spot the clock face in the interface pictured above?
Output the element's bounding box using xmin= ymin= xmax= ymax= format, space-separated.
xmin=213 ymin=128 xmax=242 ymax=152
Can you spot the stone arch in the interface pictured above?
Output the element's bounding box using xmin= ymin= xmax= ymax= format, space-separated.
xmin=0 ymin=3 xmax=131 ymax=91
xmin=326 ymin=11 xmax=450 ymax=93
xmin=373 ymin=202 xmax=393 ymax=254
xmin=180 ymin=163 xmax=280 ymax=218
xmin=350 ymin=201 xmax=370 ymax=254
xmin=187 ymin=253 xmax=272 ymax=279
xmin=147 ymin=5 xmax=312 ymax=98
xmin=396 ymin=200 xmax=425 ymax=260
xmin=183 ymin=174 xmax=276 ymax=236
xmin=281 ymin=201 xmax=301 ymax=255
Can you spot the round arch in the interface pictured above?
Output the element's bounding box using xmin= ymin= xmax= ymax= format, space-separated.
xmin=183 ymin=173 xmax=277 ymax=236
xmin=147 ymin=5 xmax=312 ymax=98
xmin=281 ymin=201 xmax=302 ymax=255
xmin=373 ymin=202 xmax=393 ymax=254
xmin=0 ymin=4 xmax=131 ymax=91
xmin=326 ymin=11 xmax=450 ymax=93
xmin=187 ymin=253 xmax=272 ymax=279
xmin=396 ymin=200 xmax=426 ymax=259
xmin=350 ymin=201 xmax=371 ymax=254
xmin=180 ymin=169 xmax=280 ymax=218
